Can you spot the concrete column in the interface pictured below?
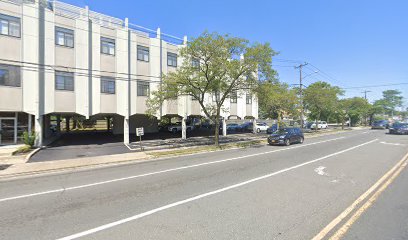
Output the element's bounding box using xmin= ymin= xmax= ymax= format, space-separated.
xmin=181 ymin=117 xmax=187 ymax=140
xmin=56 ymin=115 xmax=61 ymax=132
xmin=253 ymin=119 xmax=257 ymax=134
xmin=65 ymin=117 xmax=70 ymax=132
xmin=124 ymin=117 xmax=130 ymax=144
xmin=107 ymin=117 xmax=111 ymax=131
xmin=222 ymin=118 xmax=227 ymax=136
xmin=14 ymin=112 xmax=18 ymax=144
xmin=34 ymin=115 xmax=43 ymax=147
xmin=28 ymin=114 xmax=32 ymax=133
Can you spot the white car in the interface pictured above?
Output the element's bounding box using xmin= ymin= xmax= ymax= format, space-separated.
xmin=255 ymin=122 xmax=269 ymax=133
xmin=168 ymin=124 xmax=194 ymax=133
xmin=310 ymin=121 xmax=328 ymax=129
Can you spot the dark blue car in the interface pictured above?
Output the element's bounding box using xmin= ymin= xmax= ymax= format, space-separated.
xmin=371 ymin=120 xmax=389 ymax=129
xmin=268 ymin=127 xmax=304 ymax=146
xmin=226 ymin=123 xmax=241 ymax=132
xmin=389 ymin=123 xmax=408 ymax=134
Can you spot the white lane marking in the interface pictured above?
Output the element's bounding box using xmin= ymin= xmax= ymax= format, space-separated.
xmin=314 ymin=166 xmax=329 ymax=176
xmin=380 ymin=141 xmax=406 ymax=146
xmin=57 ymin=139 xmax=378 ymax=240
xmin=0 ymin=136 xmax=347 ymax=203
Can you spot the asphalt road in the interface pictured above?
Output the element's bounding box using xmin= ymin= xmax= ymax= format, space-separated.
xmin=0 ymin=129 xmax=407 ymax=240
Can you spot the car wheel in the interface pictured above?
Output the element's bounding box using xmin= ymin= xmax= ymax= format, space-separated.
xmin=285 ymin=139 xmax=290 ymax=146
xmin=256 ymin=128 xmax=260 ymax=133
xmin=172 ymin=128 xmax=177 ymax=134
xmin=299 ymin=137 xmax=304 ymax=144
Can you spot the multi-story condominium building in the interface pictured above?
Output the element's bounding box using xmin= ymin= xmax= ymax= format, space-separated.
xmin=0 ymin=0 xmax=258 ymax=146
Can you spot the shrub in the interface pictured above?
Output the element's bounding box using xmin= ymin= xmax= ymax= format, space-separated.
xmin=22 ymin=131 xmax=36 ymax=147
xmin=12 ymin=145 xmax=32 ymax=155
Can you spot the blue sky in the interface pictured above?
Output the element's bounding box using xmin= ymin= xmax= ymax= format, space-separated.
xmin=64 ymin=0 xmax=408 ymax=106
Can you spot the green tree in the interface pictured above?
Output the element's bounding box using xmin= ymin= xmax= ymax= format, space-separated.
xmin=256 ymin=81 xmax=298 ymax=127
xmin=147 ymin=31 xmax=277 ymax=146
xmin=336 ymin=97 xmax=371 ymax=127
xmin=303 ymin=81 xmax=343 ymax=130
xmin=379 ymin=90 xmax=404 ymax=116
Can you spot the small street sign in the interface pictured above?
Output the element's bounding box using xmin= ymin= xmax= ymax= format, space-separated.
xmin=136 ymin=127 xmax=144 ymax=136
xmin=136 ymin=127 xmax=144 ymax=151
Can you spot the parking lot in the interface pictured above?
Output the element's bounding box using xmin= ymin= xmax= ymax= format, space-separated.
xmin=29 ymin=127 xmax=269 ymax=162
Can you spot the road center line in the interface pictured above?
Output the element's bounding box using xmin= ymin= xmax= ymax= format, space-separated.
xmin=312 ymin=150 xmax=408 ymax=240
xmin=0 ymin=136 xmax=346 ymax=203
xmin=56 ymin=139 xmax=378 ymax=240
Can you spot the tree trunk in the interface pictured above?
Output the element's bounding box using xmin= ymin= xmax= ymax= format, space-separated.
xmin=214 ymin=109 xmax=221 ymax=147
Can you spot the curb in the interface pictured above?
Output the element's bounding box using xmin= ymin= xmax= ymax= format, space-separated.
xmin=0 ymin=129 xmax=357 ymax=181
xmin=25 ymin=147 xmax=42 ymax=162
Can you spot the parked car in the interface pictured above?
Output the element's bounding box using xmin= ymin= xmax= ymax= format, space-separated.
xmin=238 ymin=122 xmax=253 ymax=132
xmin=168 ymin=123 xmax=194 ymax=133
xmin=226 ymin=123 xmax=241 ymax=132
xmin=389 ymin=123 xmax=408 ymax=135
xmin=371 ymin=120 xmax=389 ymax=129
xmin=238 ymin=122 xmax=269 ymax=133
xmin=310 ymin=121 xmax=328 ymax=129
xmin=255 ymin=122 xmax=269 ymax=133
xmin=266 ymin=123 xmax=288 ymax=134
xmin=268 ymin=127 xmax=304 ymax=146
xmin=266 ymin=124 xmax=278 ymax=134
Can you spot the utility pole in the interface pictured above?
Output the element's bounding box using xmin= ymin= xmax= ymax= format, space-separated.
xmin=362 ymin=90 xmax=371 ymax=100
xmin=295 ymin=62 xmax=308 ymax=128
xmin=361 ymin=90 xmax=371 ymax=126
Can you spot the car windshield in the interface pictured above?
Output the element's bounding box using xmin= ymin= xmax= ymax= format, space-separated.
xmin=273 ymin=129 xmax=288 ymax=134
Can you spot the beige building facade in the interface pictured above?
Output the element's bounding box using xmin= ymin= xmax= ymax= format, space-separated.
xmin=0 ymin=0 xmax=258 ymax=146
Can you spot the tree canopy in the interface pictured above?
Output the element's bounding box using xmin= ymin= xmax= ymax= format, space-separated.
xmin=147 ymin=31 xmax=277 ymax=145
xmin=303 ymin=81 xmax=343 ymax=123
xmin=256 ymin=81 xmax=298 ymax=124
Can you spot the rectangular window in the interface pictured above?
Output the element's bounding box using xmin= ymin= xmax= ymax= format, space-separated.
xmin=246 ymin=93 xmax=252 ymax=104
xmin=0 ymin=64 xmax=20 ymax=87
xmin=101 ymin=37 xmax=115 ymax=55
xmin=167 ymin=52 xmax=177 ymax=67
xmin=192 ymin=58 xmax=200 ymax=68
xmin=137 ymin=45 xmax=149 ymax=62
xmin=55 ymin=71 xmax=74 ymax=91
xmin=101 ymin=77 xmax=115 ymax=94
xmin=0 ymin=14 xmax=21 ymax=37
xmin=212 ymin=92 xmax=220 ymax=102
xmin=137 ymin=81 xmax=150 ymax=96
xmin=55 ymin=27 xmax=74 ymax=48
xmin=230 ymin=90 xmax=237 ymax=103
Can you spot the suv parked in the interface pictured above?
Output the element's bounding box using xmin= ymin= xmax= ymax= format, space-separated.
xmin=371 ymin=120 xmax=389 ymax=129
xmin=268 ymin=127 xmax=304 ymax=146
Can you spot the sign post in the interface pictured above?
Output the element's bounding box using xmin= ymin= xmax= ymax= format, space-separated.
xmin=136 ymin=127 xmax=144 ymax=151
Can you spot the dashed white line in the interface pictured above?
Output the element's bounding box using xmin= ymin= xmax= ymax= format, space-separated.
xmin=0 ymin=136 xmax=346 ymax=203
xmin=56 ymin=138 xmax=378 ymax=240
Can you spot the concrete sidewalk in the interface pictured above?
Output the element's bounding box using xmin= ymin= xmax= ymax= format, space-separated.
xmin=0 ymin=127 xmax=365 ymax=179
xmin=0 ymin=151 xmax=151 ymax=179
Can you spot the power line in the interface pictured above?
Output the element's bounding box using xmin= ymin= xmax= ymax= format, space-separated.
xmin=0 ymin=58 xmax=162 ymax=80
xmin=341 ymin=83 xmax=408 ymax=90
